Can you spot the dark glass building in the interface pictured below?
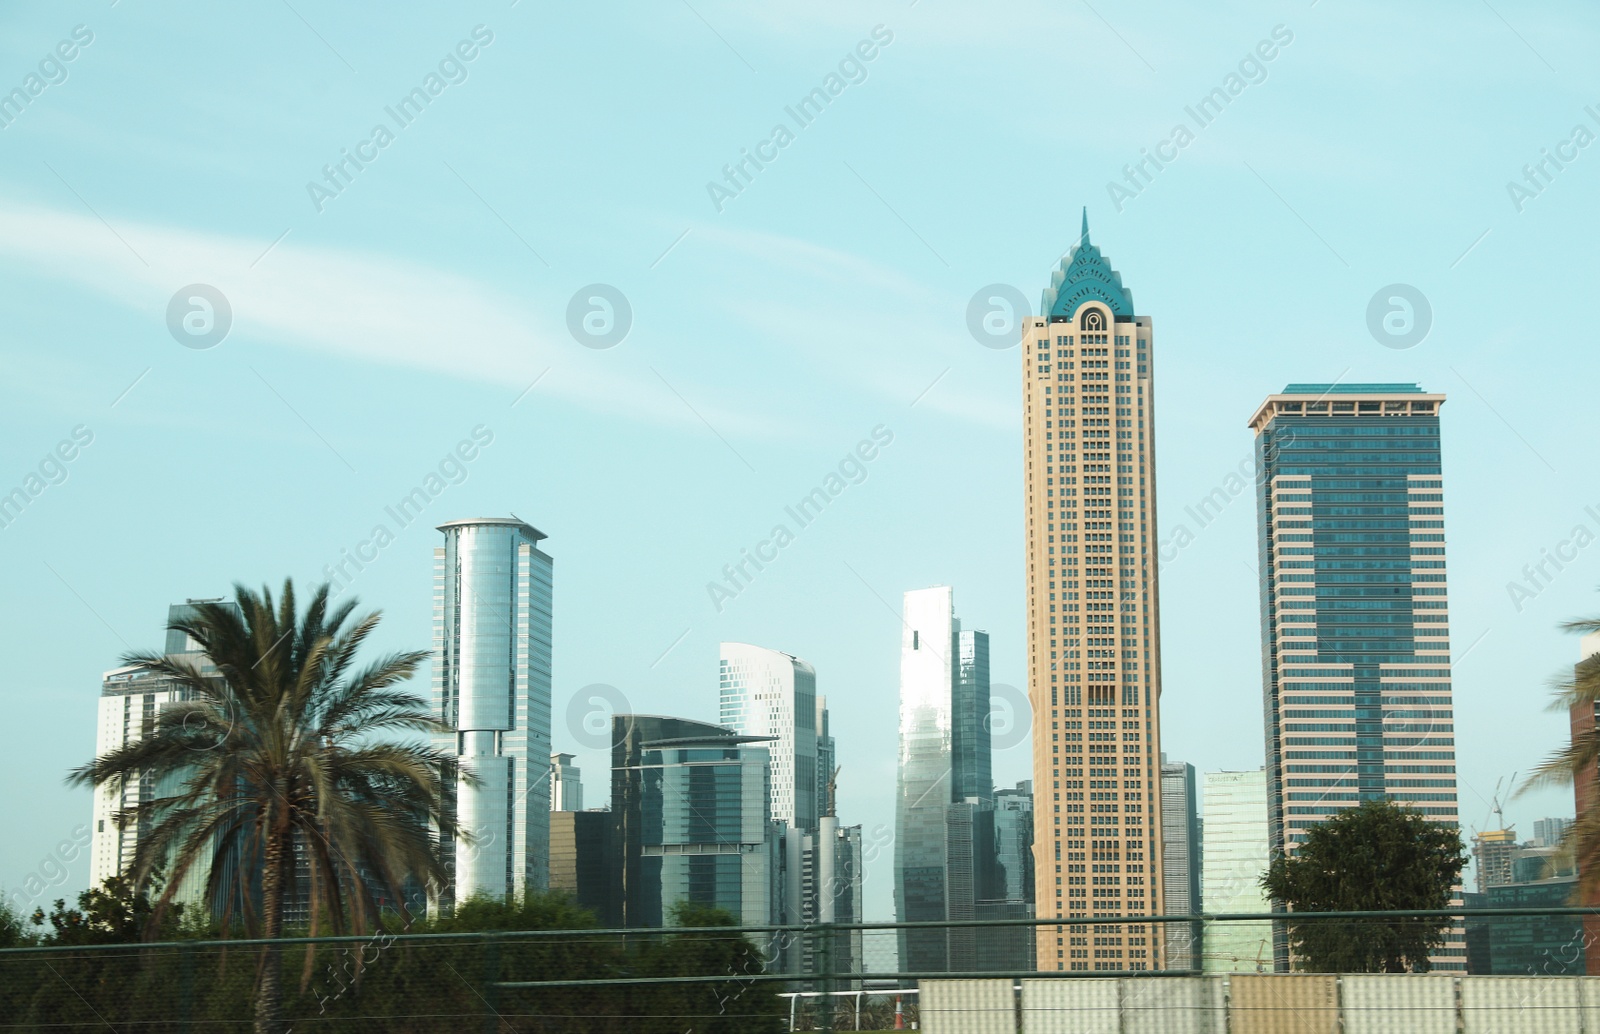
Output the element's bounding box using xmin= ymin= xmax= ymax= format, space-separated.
xmin=1249 ymin=383 xmax=1462 ymax=970
xmin=609 ymin=715 xmax=778 ymax=928
xmin=549 ymin=810 xmax=616 ymax=924
xmin=1464 ymin=880 xmax=1584 ymax=975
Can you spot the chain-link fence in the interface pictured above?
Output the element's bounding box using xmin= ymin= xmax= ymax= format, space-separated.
xmin=1 ymin=907 xmax=1596 ymax=1031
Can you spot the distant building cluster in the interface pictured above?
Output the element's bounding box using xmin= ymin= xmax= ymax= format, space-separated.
xmin=89 ymin=216 xmax=1597 ymax=983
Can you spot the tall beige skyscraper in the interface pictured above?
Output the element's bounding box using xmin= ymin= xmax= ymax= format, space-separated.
xmin=1022 ymin=211 xmax=1164 ymax=972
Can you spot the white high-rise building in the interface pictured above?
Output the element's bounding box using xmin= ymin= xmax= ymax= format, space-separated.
xmin=433 ymin=517 xmax=553 ymax=905
xmin=550 ymin=752 xmax=583 ymax=812
xmin=90 ymin=599 xmax=239 ymax=902
xmin=1201 ymin=769 xmax=1272 ymax=973
xmin=719 ymin=643 xmax=819 ymax=833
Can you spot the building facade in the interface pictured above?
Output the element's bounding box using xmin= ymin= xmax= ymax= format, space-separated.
xmin=1473 ymin=829 xmax=1518 ymax=892
xmin=610 ymin=714 xmax=778 ymax=929
xmin=954 ymin=630 xmax=993 ymax=806
xmin=1534 ymin=817 xmax=1572 ymax=848
xmin=719 ymin=643 xmax=820 ymax=834
xmin=432 ymin=517 xmax=554 ymax=906
xmin=1022 ymin=212 xmax=1165 ymax=971
xmin=894 ymin=586 xmax=996 ymax=973
xmin=1200 ymin=769 xmax=1273 ymax=973
xmin=1250 ymin=384 xmax=1463 ymax=970
xmin=1160 ymin=759 xmax=1202 ymax=970
xmin=90 ymin=599 xmax=239 ymax=902
xmin=994 ymin=781 xmax=1036 ymax=904
xmin=549 ymin=809 xmax=615 ymax=922
xmin=980 ymin=781 xmax=1038 ymax=972
xmin=1463 ymin=879 xmax=1585 ymax=975
xmin=551 ymin=752 xmax=583 ymax=812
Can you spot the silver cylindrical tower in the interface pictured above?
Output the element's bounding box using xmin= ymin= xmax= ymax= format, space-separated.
xmin=433 ymin=517 xmax=553 ymax=906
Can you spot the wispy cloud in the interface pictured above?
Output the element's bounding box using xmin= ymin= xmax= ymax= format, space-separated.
xmin=0 ymin=199 xmax=783 ymax=435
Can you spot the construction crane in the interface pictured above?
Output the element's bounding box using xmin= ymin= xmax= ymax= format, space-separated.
xmin=1484 ymin=773 xmax=1516 ymax=833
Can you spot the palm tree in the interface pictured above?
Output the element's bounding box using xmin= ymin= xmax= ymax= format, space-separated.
xmin=1524 ymin=612 xmax=1600 ymax=893
xmin=70 ymin=580 xmax=461 ymax=1034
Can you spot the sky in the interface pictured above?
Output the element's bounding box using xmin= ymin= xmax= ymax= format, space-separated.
xmin=2 ymin=0 xmax=1598 ymax=924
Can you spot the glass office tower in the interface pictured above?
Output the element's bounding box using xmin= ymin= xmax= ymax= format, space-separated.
xmin=609 ymin=715 xmax=777 ymax=928
xmin=954 ymin=630 xmax=993 ymax=807
xmin=1160 ymin=759 xmax=1201 ymax=970
xmin=719 ymin=642 xmax=820 ymax=833
xmin=1250 ymin=384 xmax=1462 ymax=970
xmin=894 ymin=586 xmax=995 ymax=972
xmin=432 ymin=517 xmax=554 ymax=906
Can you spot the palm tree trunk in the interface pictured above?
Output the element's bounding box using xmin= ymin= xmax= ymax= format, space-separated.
xmin=255 ymin=827 xmax=289 ymax=1034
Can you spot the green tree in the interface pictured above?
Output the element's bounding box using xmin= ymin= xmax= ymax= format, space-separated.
xmin=1261 ymin=798 xmax=1466 ymax=972
xmin=67 ymin=580 xmax=461 ymax=1034
xmin=29 ymin=872 xmax=185 ymax=945
xmin=0 ymin=898 xmax=29 ymax=949
xmin=634 ymin=902 xmax=784 ymax=1034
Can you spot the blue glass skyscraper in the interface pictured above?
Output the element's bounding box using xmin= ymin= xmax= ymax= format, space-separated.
xmin=1250 ymin=384 xmax=1462 ymax=970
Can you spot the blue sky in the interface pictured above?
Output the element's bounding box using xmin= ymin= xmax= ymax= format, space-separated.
xmin=2 ymin=0 xmax=1597 ymax=923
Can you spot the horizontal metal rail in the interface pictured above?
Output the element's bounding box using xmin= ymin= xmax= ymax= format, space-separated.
xmin=0 ymin=906 xmax=1587 ymax=958
xmin=495 ymin=968 xmax=1208 ymax=989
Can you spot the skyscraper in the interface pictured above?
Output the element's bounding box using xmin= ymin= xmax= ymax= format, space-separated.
xmin=549 ymin=810 xmax=615 ymax=922
xmin=1022 ymin=212 xmax=1165 ymax=971
xmin=432 ymin=517 xmax=554 ymax=906
xmin=993 ymin=781 xmax=1036 ymax=905
xmin=894 ymin=585 xmax=995 ymax=972
xmin=1533 ymin=817 xmax=1572 ymax=849
xmin=815 ymin=695 xmax=836 ymax=829
xmin=551 ymin=752 xmax=583 ymax=811
xmin=1160 ymin=758 xmax=1201 ymax=970
xmin=1200 ymin=769 xmax=1272 ymax=973
xmin=979 ymin=781 xmax=1037 ymax=971
xmin=954 ymin=630 xmax=993 ymax=807
xmin=1250 ymin=383 xmax=1462 ymax=970
xmin=90 ymin=599 xmax=240 ymax=901
xmin=609 ymin=715 xmax=778 ymax=928
xmin=719 ymin=642 xmax=820 ymax=833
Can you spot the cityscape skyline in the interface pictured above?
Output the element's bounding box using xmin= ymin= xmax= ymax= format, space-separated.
xmin=6 ymin=4 xmax=1595 ymax=929
xmin=20 ymin=333 xmax=1579 ymax=923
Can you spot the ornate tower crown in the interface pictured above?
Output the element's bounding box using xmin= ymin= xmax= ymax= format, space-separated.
xmin=1041 ymin=207 xmax=1136 ymax=320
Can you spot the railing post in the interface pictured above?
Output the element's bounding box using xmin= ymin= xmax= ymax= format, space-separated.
xmin=480 ymin=931 xmax=502 ymax=1034
xmin=178 ymin=942 xmax=195 ymax=1033
xmin=818 ymin=920 xmax=834 ymax=1033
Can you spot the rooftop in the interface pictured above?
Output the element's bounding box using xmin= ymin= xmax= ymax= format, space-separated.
xmin=1040 ymin=208 xmax=1136 ymax=320
xmin=1282 ymin=382 xmax=1423 ymax=394
xmin=436 ymin=516 xmax=546 ymax=542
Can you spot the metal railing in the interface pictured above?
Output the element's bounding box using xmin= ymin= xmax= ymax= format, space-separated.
xmin=0 ymin=906 xmax=1592 ymax=1031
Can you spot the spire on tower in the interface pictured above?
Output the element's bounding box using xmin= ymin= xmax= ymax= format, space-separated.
xmin=1041 ymin=212 xmax=1135 ymax=319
